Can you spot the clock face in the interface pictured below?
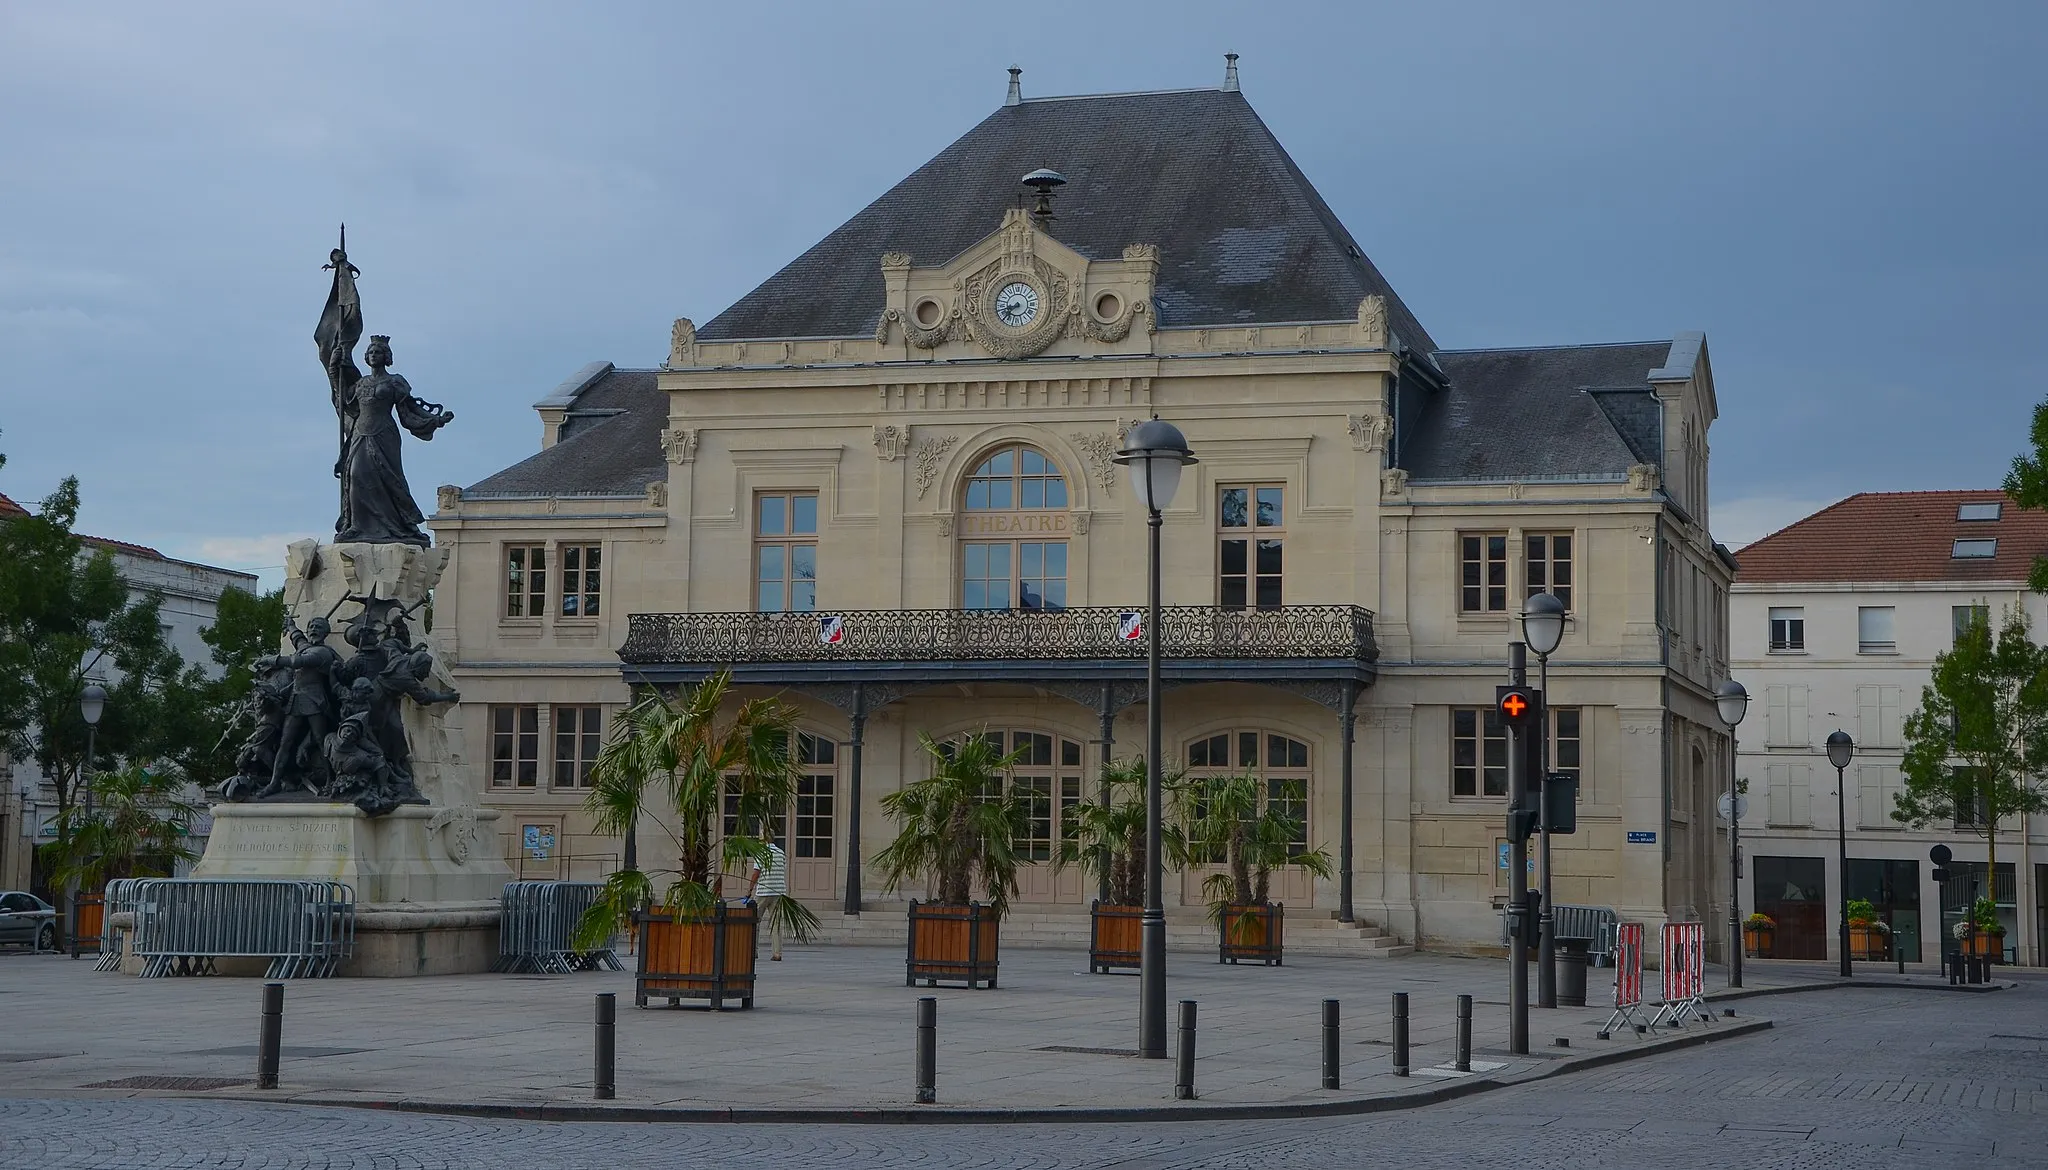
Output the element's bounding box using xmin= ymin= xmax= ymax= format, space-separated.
xmin=993 ymin=281 xmax=1039 ymax=328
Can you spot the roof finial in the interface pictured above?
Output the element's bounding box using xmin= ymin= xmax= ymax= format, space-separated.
xmin=1006 ymin=66 xmax=1023 ymax=107
xmin=1223 ymin=52 xmax=1240 ymax=92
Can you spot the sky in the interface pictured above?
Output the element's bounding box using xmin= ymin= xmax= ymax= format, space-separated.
xmin=3 ymin=1 xmax=2045 ymax=588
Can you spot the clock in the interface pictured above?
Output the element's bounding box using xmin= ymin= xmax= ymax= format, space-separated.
xmin=993 ymin=281 xmax=1039 ymax=328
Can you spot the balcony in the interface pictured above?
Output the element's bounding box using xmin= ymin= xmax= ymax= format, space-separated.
xmin=619 ymin=605 xmax=1376 ymax=688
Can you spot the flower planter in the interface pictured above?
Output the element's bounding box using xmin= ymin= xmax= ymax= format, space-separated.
xmin=1088 ymin=901 xmax=1143 ymax=974
xmin=634 ymin=903 xmax=758 ymax=1010
xmin=1962 ymin=932 xmax=2004 ymax=959
xmin=1218 ymin=903 xmax=1284 ymax=966
xmin=906 ymin=900 xmax=999 ymax=989
xmin=1848 ymin=924 xmax=1887 ymax=961
xmin=1742 ymin=926 xmax=1774 ymax=958
xmin=71 ymin=894 xmax=106 ymax=956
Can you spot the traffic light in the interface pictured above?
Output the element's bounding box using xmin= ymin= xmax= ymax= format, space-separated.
xmin=1495 ymin=685 xmax=1539 ymax=732
xmin=1507 ymin=802 xmax=1540 ymax=843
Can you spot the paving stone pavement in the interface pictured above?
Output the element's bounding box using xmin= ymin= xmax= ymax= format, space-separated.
xmin=0 ymin=981 xmax=2040 ymax=1168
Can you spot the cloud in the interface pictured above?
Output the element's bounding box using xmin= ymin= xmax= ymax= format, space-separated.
xmin=1713 ymin=495 xmax=1841 ymax=550
xmin=173 ymin=532 xmax=320 ymax=591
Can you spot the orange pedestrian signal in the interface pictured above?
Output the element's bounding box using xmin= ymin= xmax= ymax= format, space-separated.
xmin=1495 ymin=685 xmax=1538 ymax=730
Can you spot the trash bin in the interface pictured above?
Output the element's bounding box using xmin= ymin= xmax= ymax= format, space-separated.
xmin=1556 ymin=938 xmax=1590 ymax=1006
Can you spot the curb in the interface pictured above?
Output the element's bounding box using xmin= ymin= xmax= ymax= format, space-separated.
xmin=200 ymin=1018 xmax=1773 ymax=1126
xmin=1708 ymin=978 xmax=2012 ymax=1002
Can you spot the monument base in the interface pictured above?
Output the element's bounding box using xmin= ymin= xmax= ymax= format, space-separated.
xmin=188 ymin=803 xmax=512 ymax=976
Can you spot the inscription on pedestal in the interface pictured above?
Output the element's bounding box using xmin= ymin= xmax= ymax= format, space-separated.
xmin=221 ymin=817 xmax=354 ymax=859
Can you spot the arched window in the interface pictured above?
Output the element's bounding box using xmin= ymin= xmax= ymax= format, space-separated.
xmin=938 ymin=729 xmax=1086 ymax=863
xmin=1186 ymin=729 xmax=1313 ymax=854
xmin=959 ymin=445 xmax=1069 ymax=611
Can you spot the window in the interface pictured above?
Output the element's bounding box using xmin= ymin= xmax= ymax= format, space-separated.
xmin=552 ymin=706 xmax=602 ymax=788
xmin=1858 ymin=606 xmax=1897 ymax=654
xmin=1764 ymin=763 xmax=1812 ymax=827
xmin=1953 ymin=604 xmax=1989 ymax=645
xmin=1764 ymin=684 xmax=1809 ymax=748
xmin=1219 ymin=485 xmax=1285 ymax=610
xmin=490 ymin=704 xmax=539 ymax=787
xmin=1856 ymin=764 xmax=1906 ymax=829
xmin=1524 ymin=533 xmax=1573 ymax=611
xmin=948 ymin=730 xmax=1085 ymax=860
xmin=1768 ymin=607 xmax=1805 ymax=652
xmin=960 ymin=447 xmax=1068 ymax=612
xmin=793 ymin=734 xmax=835 ymax=859
xmin=1186 ymin=729 xmax=1312 ymax=855
xmin=1951 ymin=768 xmax=1990 ymax=829
xmin=555 ymin=546 xmax=601 ymax=617
xmin=1552 ymin=708 xmax=1581 ymax=787
xmin=504 ymin=546 xmax=546 ymax=618
xmin=1952 ymin=539 xmax=1997 ymax=559
xmin=1452 ymin=707 xmax=1508 ymax=797
xmin=1460 ymin=533 xmax=1508 ymax=613
xmin=1855 ymin=685 xmax=1904 ymax=750
xmin=722 ymin=779 xmax=789 ymax=847
xmin=1957 ymin=501 xmax=2002 ymax=521
xmin=755 ymin=492 xmax=819 ymax=612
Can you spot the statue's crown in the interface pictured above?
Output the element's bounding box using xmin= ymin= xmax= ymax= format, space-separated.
xmin=368 ymin=334 xmax=391 ymax=346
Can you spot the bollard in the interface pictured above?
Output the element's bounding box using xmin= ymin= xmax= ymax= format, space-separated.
xmin=1391 ymin=992 xmax=1409 ymax=1077
xmin=594 ymin=992 xmax=616 ymax=1100
xmin=1321 ymin=999 xmax=1340 ymax=1090
xmin=915 ymin=996 xmax=937 ymax=1104
xmin=1454 ymin=994 xmax=1472 ymax=1072
xmin=1174 ymin=999 xmax=1198 ymax=1100
xmin=256 ymin=982 xmax=284 ymax=1090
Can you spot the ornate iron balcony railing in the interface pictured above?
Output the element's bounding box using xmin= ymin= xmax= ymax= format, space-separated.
xmin=620 ymin=605 xmax=1376 ymax=665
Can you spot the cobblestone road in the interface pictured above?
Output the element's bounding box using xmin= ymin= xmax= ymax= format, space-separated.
xmin=3 ymin=984 xmax=2041 ymax=1169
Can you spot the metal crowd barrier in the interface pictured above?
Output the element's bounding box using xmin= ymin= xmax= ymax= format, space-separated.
xmin=131 ymin=879 xmax=355 ymax=979
xmin=95 ymin=878 xmax=145 ymax=971
xmin=495 ymin=880 xmax=621 ymax=974
xmin=1499 ymin=902 xmax=1620 ymax=966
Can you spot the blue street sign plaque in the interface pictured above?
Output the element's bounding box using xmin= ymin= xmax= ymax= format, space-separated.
xmin=1626 ymin=830 xmax=1658 ymax=845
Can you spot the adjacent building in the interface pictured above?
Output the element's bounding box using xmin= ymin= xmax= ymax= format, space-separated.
xmin=1732 ymin=491 xmax=2047 ymax=966
xmin=434 ymin=67 xmax=1737 ymax=951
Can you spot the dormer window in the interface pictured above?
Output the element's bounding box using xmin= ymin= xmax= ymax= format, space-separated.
xmin=1953 ymin=539 xmax=1997 ymax=559
xmin=1957 ymin=502 xmax=2001 ymax=522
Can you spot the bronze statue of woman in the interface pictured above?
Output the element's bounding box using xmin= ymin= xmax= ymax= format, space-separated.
xmin=336 ymin=335 xmax=455 ymax=546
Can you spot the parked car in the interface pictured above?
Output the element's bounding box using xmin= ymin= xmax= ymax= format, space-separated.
xmin=0 ymin=891 xmax=58 ymax=952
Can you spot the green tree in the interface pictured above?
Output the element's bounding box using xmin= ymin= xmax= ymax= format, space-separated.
xmin=47 ymin=763 xmax=200 ymax=889
xmin=171 ymin=585 xmax=287 ymax=786
xmin=1180 ymin=772 xmax=1335 ymax=921
xmin=875 ymin=731 xmax=1029 ymax=917
xmin=2004 ymin=403 xmax=2048 ymax=592
xmin=1895 ymin=606 xmax=2048 ymax=880
xmin=1054 ymin=757 xmax=1188 ymax=906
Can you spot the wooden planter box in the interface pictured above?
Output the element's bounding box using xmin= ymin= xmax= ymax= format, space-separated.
xmin=1848 ymin=924 xmax=1887 ymax=961
xmin=1743 ymin=926 xmax=1773 ymax=958
xmin=906 ymin=900 xmax=999 ymax=989
xmin=71 ymin=894 xmax=105 ymax=955
xmin=1089 ymin=901 xmax=1143 ymax=974
xmin=1962 ymin=932 xmax=2004 ymax=959
xmin=634 ymin=902 xmax=758 ymax=1010
xmin=1218 ymin=903 xmax=1284 ymax=966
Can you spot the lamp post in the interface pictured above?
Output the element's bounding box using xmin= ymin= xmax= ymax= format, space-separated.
xmin=1113 ymin=418 xmax=1196 ymax=1061
xmin=1519 ymin=592 xmax=1565 ymax=1008
xmin=1826 ymin=730 xmax=1855 ymax=977
xmin=70 ymin=683 xmax=107 ymax=956
xmin=1715 ymin=681 xmax=1749 ymax=988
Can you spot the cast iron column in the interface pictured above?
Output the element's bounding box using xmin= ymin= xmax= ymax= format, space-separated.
xmin=1728 ymin=738 xmax=1743 ymax=987
xmin=1140 ymin=503 xmax=1167 ymax=1060
xmin=1836 ymin=761 xmax=1851 ymax=977
xmin=1098 ymin=683 xmax=1116 ymax=906
xmin=1537 ymin=652 xmax=1555 ymax=1009
xmin=1338 ymin=680 xmax=1357 ymax=924
xmin=843 ymin=684 xmax=866 ymax=917
xmin=1507 ymin=642 xmax=1530 ymax=1055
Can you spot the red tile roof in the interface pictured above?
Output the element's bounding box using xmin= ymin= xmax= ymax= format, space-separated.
xmin=0 ymin=491 xmax=164 ymax=557
xmin=1735 ymin=491 xmax=2048 ymax=584
xmin=0 ymin=491 xmax=26 ymax=520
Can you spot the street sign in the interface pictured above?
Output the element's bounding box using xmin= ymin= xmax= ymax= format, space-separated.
xmin=1626 ymin=831 xmax=1658 ymax=845
xmin=1716 ymin=792 xmax=1749 ymax=823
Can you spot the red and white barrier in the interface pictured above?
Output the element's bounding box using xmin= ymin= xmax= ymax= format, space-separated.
xmin=1601 ymin=921 xmax=1649 ymax=1034
xmin=1652 ymin=922 xmax=1711 ymax=1027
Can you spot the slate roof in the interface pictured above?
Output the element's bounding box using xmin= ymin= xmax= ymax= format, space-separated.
xmin=1734 ymin=491 xmax=2048 ymax=584
xmin=1405 ymin=342 xmax=1673 ymax=480
xmin=464 ymin=368 xmax=666 ymax=496
xmin=697 ymin=88 xmax=1436 ymax=352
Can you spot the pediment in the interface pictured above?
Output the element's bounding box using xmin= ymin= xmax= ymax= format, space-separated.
xmin=875 ymin=208 xmax=1158 ymax=361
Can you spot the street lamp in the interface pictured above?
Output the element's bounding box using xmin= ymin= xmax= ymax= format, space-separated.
xmin=1825 ymin=729 xmax=1855 ymax=977
xmin=1715 ymin=680 xmax=1749 ymax=988
xmin=1113 ymin=418 xmax=1196 ymax=1061
xmin=1519 ymin=592 xmax=1565 ymax=1008
xmin=70 ymin=683 xmax=107 ymax=957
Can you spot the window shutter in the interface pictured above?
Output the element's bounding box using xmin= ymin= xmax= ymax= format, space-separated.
xmin=1857 ymin=764 xmax=1886 ymax=829
xmin=1857 ymin=686 xmax=1878 ymax=748
xmin=1791 ymin=764 xmax=1812 ymax=827
xmin=1788 ymin=685 xmax=1809 ymax=749
xmin=1881 ymin=687 xmax=1904 ymax=748
xmin=1766 ymin=686 xmax=1790 ymax=747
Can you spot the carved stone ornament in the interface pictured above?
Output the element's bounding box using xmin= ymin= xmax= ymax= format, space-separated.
xmin=1357 ymin=295 xmax=1388 ymax=348
xmin=434 ymin=484 xmax=461 ymax=513
xmin=1628 ymin=463 xmax=1662 ymax=492
xmin=912 ymin=434 xmax=958 ymax=498
xmin=1066 ymin=297 xmax=1149 ymax=343
xmin=904 ymin=302 xmax=959 ymax=350
xmin=936 ymin=515 xmax=954 ymax=537
xmin=881 ymin=252 xmax=913 ymax=270
xmin=873 ymin=424 xmax=907 ymax=461
xmin=1380 ymin=467 xmax=1410 ymax=499
xmin=960 ymin=219 xmax=1072 ymax=360
xmin=1071 ymin=431 xmax=1120 ymax=491
xmin=661 ymin=427 xmax=700 ymax=465
xmin=1121 ymin=243 xmax=1159 ymax=264
xmin=1347 ymin=414 xmax=1392 ymax=453
xmin=1071 ymin=510 xmax=1091 ymax=536
xmin=1506 ymin=481 xmax=1527 ymax=500
xmin=426 ymin=805 xmax=480 ymax=865
xmin=668 ymin=317 xmax=696 ymax=368
xmin=645 ymin=481 xmax=668 ymax=509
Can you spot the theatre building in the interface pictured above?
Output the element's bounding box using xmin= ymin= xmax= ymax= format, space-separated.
xmin=430 ymin=65 xmax=1736 ymax=952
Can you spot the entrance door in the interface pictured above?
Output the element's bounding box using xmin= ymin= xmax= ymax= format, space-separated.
xmin=1002 ymin=731 xmax=1087 ymax=906
xmin=787 ymin=733 xmax=839 ymax=900
xmin=1753 ymin=855 xmax=1827 ymax=959
xmin=1847 ymin=858 xmax=1920 ymax=963
xmin=1179 ymin=730 xmax=1318 ymax=909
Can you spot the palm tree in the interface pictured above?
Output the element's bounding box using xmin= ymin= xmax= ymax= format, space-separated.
xmin=1054 ymin=757 xmax=1185 ymax=905
xmin=46 ymin=762 xmax=199 ymax=889
xmin=875 ymin=731 xmax=1029 ymax=918
xmin=1181 ymin=772 xmax=1335 ymax=925
xmin=573 ymin=671 xmax=820 ymax=950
